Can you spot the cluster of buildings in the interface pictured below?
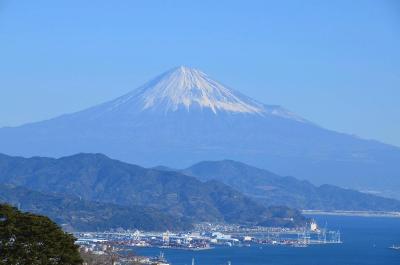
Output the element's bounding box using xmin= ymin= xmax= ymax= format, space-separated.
xmin=75 ymin=220 xmax=341 ymax=254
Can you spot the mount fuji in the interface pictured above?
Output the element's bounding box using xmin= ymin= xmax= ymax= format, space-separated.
xmin=1 ymin=66 xmax=399 ymax=197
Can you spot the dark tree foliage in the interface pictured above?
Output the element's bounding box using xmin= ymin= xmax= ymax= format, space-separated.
xmin=0 ymin=204 xmax=83 ymax=265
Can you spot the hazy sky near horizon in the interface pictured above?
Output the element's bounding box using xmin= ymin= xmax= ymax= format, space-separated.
xmin=0 ymin=0 xmax=399 ymax=146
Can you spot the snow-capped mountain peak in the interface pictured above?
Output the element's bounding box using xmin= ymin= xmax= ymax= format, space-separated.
xmin=109 ymin=66 xmax=266 ymax=114
xmin=141 ymin=66 xmax=263 ymax=114
xmin=98 ymin=66 xmax=306 ymax=122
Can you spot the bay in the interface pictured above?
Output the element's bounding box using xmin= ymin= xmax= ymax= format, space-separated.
xmin=132 ymin=215 xmax=400 ymax=265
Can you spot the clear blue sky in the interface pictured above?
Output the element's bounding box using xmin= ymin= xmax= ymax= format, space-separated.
xmin=0 ymin=0 xmax=399 ymax=146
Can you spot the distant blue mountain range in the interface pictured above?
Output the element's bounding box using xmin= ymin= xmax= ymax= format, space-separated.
xmin=0 ymin=66 xmax=399 ymax=198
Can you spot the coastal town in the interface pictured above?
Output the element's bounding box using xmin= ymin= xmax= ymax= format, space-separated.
xmin=75 ymin=221 xmax=342 ymax=264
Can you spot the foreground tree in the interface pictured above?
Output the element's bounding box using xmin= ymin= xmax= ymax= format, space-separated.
xmin=0 ymin=204 xmax=83 ymax=265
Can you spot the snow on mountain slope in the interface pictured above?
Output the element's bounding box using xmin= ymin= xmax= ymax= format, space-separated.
xmin=108 ymin=66 xmax=264 ymax=114
xmin=95 ymin=66 xmax=305 ymax=122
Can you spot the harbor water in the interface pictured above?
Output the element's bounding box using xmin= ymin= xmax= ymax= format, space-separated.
xmin=132 ymin=215 xmax=400 ymax=265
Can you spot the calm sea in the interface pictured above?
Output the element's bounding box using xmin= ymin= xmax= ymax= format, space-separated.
xmin=133 ymin=215 xmax=400 ymax=265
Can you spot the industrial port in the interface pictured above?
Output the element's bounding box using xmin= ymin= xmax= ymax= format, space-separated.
xmin=75 ymin=221 xmax=342 ymax=264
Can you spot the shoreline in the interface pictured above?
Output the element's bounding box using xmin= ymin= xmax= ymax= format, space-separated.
xmin=302 ymin=210 xmax=400 ymax=218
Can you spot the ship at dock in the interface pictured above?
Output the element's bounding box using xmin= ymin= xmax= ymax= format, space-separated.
xmin=389 ymin=245 xmax=400 ymax=250
xmin=150 ymin=252 xmax=170 ymax=265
